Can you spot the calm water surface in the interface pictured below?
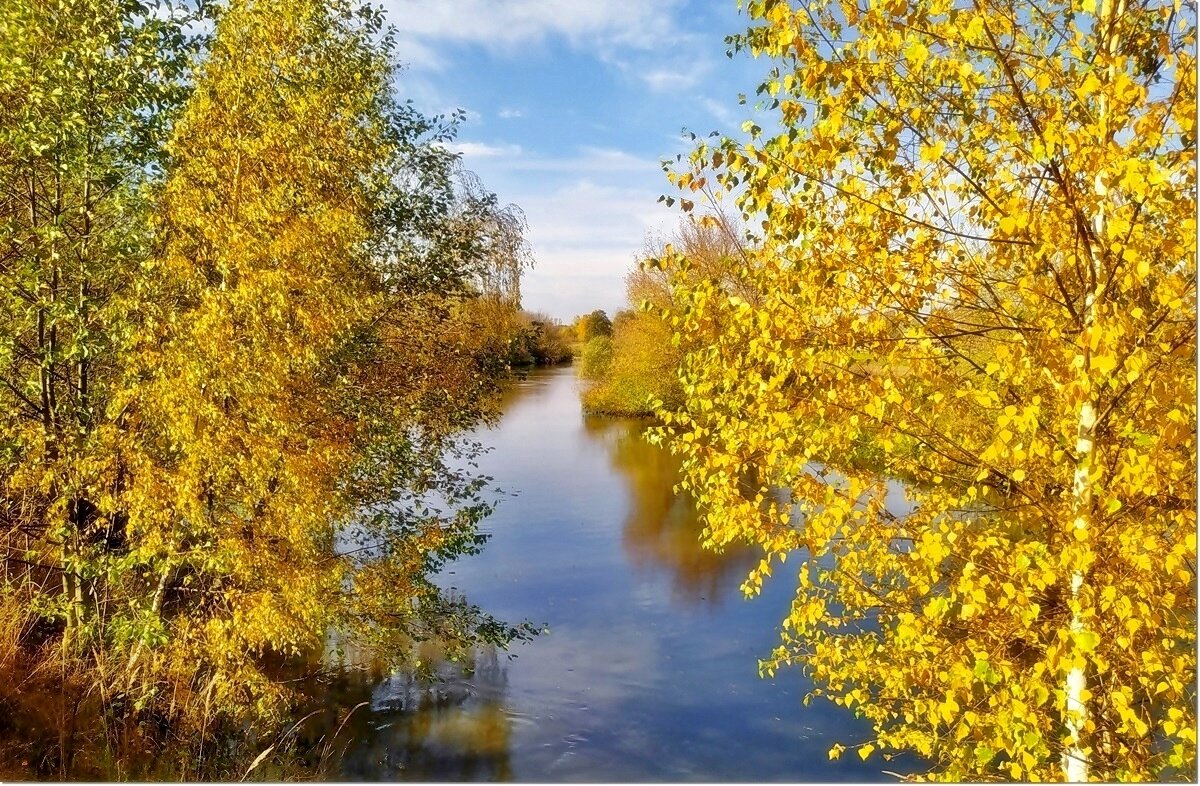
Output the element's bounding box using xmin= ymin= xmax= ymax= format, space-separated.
xmin=330 ymin=366 xmax=909 ymax=782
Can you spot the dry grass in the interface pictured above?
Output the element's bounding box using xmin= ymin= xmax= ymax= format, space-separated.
xmin=0 ymin=595 xmax=351 ymax=780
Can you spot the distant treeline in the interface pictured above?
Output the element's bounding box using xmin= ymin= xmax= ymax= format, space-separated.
xmin=473 ymin=298 xmax=574 ymax=368
xmin=578 ymin=217 xmax=745 ymax=417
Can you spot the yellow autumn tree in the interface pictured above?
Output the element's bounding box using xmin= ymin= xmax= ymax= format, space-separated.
xmin=581 ymin=214 xmax=750 ymax=415
xmin=0 ymin=0 xmax=196 ymax=640
xmin=0 ymin=0 xmax=532 ymax=762
xmin=109 ymin=0 xmax=532 ymax=727
xmin=659 ymin=0 xmax=1195 ymax=780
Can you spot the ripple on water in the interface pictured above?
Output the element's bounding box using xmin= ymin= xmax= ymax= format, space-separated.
xmin=329 ymin=368 xmax=910 ymax=782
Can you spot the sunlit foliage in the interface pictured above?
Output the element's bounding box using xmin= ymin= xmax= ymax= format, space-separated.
xmin=574 ymin=309 xmax=614 ymax=343
xmin=466 ymin=297 xmax=573 ymax=368
xmin=581 ymin=216 xmax=747 ymax=416
xmin=658 ymin=0 xmax=1195 ymax=779
xmin=0 ymin=0 xmax=532 ymax=766
xmin=0 ymin=0 xmax=199 ymax=625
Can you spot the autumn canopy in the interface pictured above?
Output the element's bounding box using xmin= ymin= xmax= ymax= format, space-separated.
xmin=655 ymin=0 xmax=1195 ymax=780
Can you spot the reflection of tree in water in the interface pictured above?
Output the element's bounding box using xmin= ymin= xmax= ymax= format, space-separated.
xmin=582 ymin=416 xmax=760 ymax=606
xmin=298 ymin=616 xmax=516 ymax=781
xmin=348 ymin=645 xmax=513 ymax=780
xmin=0 ymin=609 xmax=521 ymax=781
xmin=0 ymin=635 xmax=518 ymax=782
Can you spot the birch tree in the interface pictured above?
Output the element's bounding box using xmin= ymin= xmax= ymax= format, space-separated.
xmin=0 ymin=0 xmax=197 ymax=633
xmin=1 ymin=0 xmax=531 ymax=747
xmin=659 ymin=0 xmax=1196 ymax=779
xmin=120 ymin=0 xmax=528 ymax=719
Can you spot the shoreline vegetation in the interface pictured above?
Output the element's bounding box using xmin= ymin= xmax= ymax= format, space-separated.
xmin=577 ymin=218 xmax=745 ymax=419
xmin=0 ymin=0 xmax=559 ymax=778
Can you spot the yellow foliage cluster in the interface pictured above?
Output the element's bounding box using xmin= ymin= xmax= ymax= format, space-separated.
xmin=658 ymin=0 xmax=1195 ymax=779
xmin=0 ymin=0 xmax=530 ymax=757
xmin=581 ymin=215 xmax=751 ymax=417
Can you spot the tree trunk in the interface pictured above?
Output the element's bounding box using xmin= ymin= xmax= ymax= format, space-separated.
xmin=1061 ymin=0 xmax=1126 ymax=777
xmin=1063 ymin=387 xmax=1095 ymax=782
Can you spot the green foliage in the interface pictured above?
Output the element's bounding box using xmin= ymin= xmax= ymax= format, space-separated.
xmin=578 ymin=336 xmax=614 ymax=381
xmin=580 ymin=312 xmax=680 ymax=417
xmin=578 ymin=215 xmax=746 ymax=418
xmin=500 ymin=313 xmax=573 ymax=367
xmin=0 ymin=0 xmax=203 ymax=639
xmin=465 ymin=297 xmax=573 ymax=368
xmin=574 ymin=309 xmax=613 ymax=343
xmin=527 ymin=317 xmax=574 ymax=365
xmin=0 ymin=0 xmax=534 ymax=765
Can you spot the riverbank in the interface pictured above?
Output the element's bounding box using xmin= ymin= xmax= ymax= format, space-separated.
xmin=1 ymin=367 xmax=906 ymax=781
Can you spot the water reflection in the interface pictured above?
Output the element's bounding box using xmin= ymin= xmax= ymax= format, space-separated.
xmin=398 ymin=366 xmax=906 ymax=781
xmin=331 ymin=646 xmax=515 ymax=781
xmin=1 ymin=367 xmax=907 ymax=782
xmin=581 ymin=415 xmax=760 ymax=607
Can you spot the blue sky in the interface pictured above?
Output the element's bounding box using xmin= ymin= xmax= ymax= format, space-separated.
xmin=379 ymin=1 xmax=767 ymax=322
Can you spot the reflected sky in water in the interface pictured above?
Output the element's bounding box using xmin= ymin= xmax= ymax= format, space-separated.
xmin=332 ymin=366 xmax=913 ymax=781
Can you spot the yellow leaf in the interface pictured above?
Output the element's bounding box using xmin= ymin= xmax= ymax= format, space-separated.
xmin=1091 ymin=354 xmax=1117 ymax=374
xmin=1078 ymin=72 xmax=1102 ymax=97
xmin=922 ymin=140 xmax=947 ymax=163
xmin=904 ymin=41 xmax=929 ymax=71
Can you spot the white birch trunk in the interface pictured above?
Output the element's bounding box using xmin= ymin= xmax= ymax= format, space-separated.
xmin=1061 ymin=0 xmax=1125 ymax=777
xmin=1063 ymin=394 xmax=1095 ymax=782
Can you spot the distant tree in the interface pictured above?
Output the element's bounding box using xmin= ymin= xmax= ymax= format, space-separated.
xmin=578 ymin=335 xmax=614 ymax=381
xmin=525 ymin=313 xmax=574 ymax=365
xmin=575 ymin=310 xmax=613 ymax=343
xmin=579 ymin=215 xmax=747 ymax=416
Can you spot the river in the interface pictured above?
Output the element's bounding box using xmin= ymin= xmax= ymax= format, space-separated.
xmin=318 ymin=365 xmax=909 ymax=782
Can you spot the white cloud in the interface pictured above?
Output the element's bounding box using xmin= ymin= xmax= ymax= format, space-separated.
xmin=700 ymin=96 xmax=737 ymax=128
xmin=512 ymin=179 xmax=679 ymax=320
xmin=390 ymin=71 xmax=481 ymax=125
xmin=382 ymin=0 xmax=686 ymax=55
xmin=577 ymin=146 xmax=655 ymax=170
xmin=523 ymin=179 xmax=664 ymax=252
xmin=469 ymin=146 xmax=660 ymax=176
xmin=597 ymin=45 xmax=716 ymax=99
xmin=393 ymin=35 xmax=445 ymax=70
xmin=640 ymin=68 xmax=702 ymax=93
xmin=385 ymin=1 xmax=721 ymax=128
xmin=449 ymin=146 xmax=683 ymax=319
xmin=443 ymin=140 xmax=524 ymax=159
